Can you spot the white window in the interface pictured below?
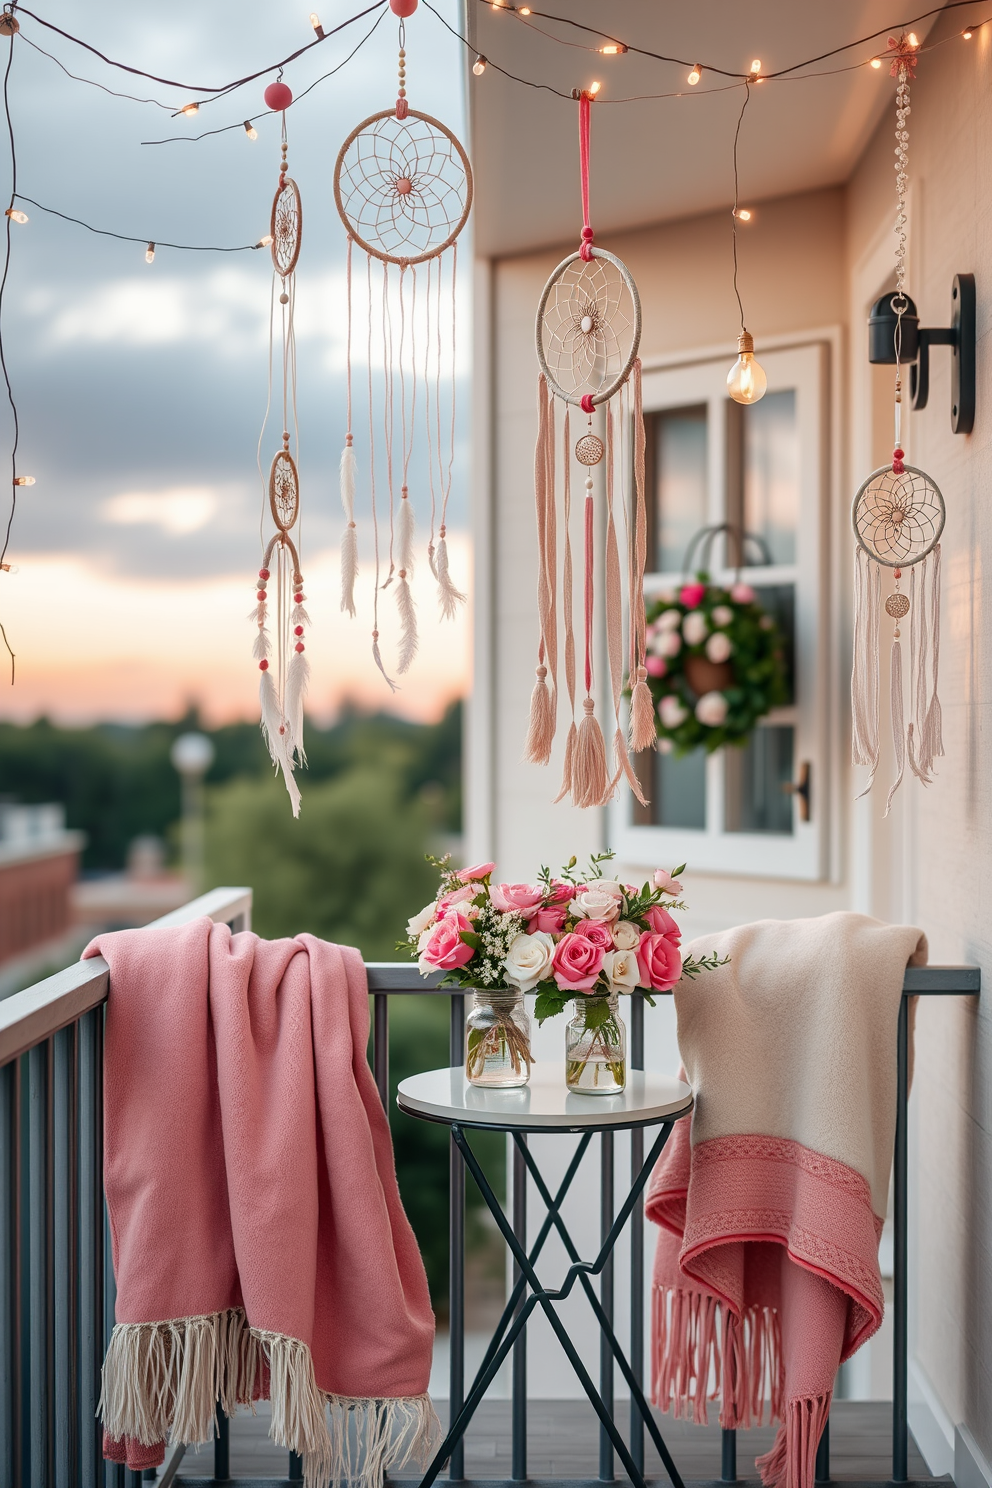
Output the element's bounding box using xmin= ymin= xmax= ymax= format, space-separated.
xmin=611 ymin=343 xmax=828 ymax=880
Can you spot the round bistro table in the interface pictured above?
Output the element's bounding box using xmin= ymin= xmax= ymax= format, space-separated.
xmin=397 ymin=1062 xmax=693 ymax=1488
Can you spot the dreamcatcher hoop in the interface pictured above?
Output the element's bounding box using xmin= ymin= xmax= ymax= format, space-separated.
xmin=269 ymin=449 xmax=300 ymax=532
xmin=536 ymin=247 xmax=642 ymax=409
xmin=333 ymin=108 xmax=473 ymax=267
xmin=852 ymin=463 xmax=945 ymax=568
xmin=270 ymin=177 xmax=302 ymax=278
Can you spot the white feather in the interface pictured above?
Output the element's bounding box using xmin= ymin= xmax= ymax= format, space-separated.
xmin=339 ymin=443 xmax=356 ymax=522
xmin=247 ymin=602 xmax=267 ymax=624
xmin=398 ymin=495 xmax=415 ymax=576
xmin=252 ymin=627 xmax=271 ymax=661
xmin=259 ymin=670 xmax=302 ymax=818
xmin=396 ymin=574 xmax=418 ymax=674
xmin=372 ymin=634 xmax=399 ymax=693
xmin=291 ymin=604 xmax=311 ymax=627
xmin=340 ymin=524 xmax=358 ymax=617
xmin=285 ymin=650 xmax=310 ymax=765
xmin=434 ymin=535 xmax=466 ymax=622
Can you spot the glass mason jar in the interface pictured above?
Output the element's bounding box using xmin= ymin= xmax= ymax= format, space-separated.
xmin=465 ymin=991 xmax=533 ymax=1088
xmin=565 ymin=993 xmax=626 ymax=1094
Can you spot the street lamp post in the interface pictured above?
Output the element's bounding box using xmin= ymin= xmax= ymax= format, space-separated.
xmin=170 ymin=732 xmax=215 ymax=895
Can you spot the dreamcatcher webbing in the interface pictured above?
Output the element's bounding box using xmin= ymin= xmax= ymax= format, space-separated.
xmin=528 ymin=90 xmax=652 ymax=809
xmin=251 ymin=111 xmax=309 ymax=817
xmin=850 ymin=34 xmax=944 ymax=814
xmin=335 ymin=20 xmax=470 ymax=686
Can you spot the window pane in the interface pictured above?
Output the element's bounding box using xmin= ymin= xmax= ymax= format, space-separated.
xmin=750 ymin=583 xmax=795 ymax=705
xmin=653 ymin=405 xmax=707 ymax=573
xmin=743 ymin=390 xmax=798 ymax=566
xmin=650 ymin=748 xmax=706 ymax=830
xmin=724 ymin=727 xmax=795 ymax=834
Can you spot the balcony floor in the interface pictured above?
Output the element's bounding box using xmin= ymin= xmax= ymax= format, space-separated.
xmin=167 ymin=1399 xmax=941 ymax=1483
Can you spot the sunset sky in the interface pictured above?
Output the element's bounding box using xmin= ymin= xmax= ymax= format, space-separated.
xmin=0 ymin=0 xmax=470 ymax=725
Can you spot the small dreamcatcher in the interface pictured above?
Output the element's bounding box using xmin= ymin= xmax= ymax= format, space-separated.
xmin=851 ymin=34 xmax=944 ymax=813
xmin=334 ymin=0 xmax=471 ymax=688
xmin=528 ymin=89 xmax=654 ymax=809
xmin=250 ymin=80 xmax=309 ymax=816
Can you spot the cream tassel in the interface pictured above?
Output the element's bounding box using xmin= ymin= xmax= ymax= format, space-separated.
xmin=525 ymin=660 xmax=555 ymax=765
xmin=285 ymin=649 xmax=310 ymax=766
xmin=630 ymin=669 xmax=656 ymax=755
xmin=573 ymin=697 xmax=611 ymax=808
xmin=339 ymin=440 xmax=358 ymax=617
xmin=255 ymin=1329 xmax=334 ymax=1488
xmin=434 ymin=529 xmax=465 ymax=620
xmin=526 ymin=375 xmax=557 ymax=764
xmin=884 ymin=634 xmax=905 ymax=817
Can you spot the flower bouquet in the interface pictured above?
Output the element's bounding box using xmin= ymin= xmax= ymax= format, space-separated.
xmin=399 ymin=851 xmax=724 ymax=1091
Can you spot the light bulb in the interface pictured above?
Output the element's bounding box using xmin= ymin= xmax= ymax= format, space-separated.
xmin=870 ymin=56 xmax=882 ymax=68
xmin=258 ymin=234 xmax=274 ymax=248
xmin=244 ymin=120 xmax=258 ymax=139
xmin=13 ymin=475 xmax=35 ymax=486
xmin=145 ymin=242 xmax=155 ymax=263
xmin=727 ymin=332 xmax=767 ymax=405
xmin=588 ymin=79 xmax=602 ymax=95
xmin=599 ymin=43 xmax=626 ymax=55
xmin=518 ymin=5 xmax=530 ymax=12
xmin=907 ymin=32 xmax=919 ymax=47
xmin=180 ymin=101 xmax=199 ymax=116
xmin=687 ymin=63 xmax=701 ymax=85
xmin=4 ymin=208 xmax=26 ymax=224
xmin=963 ymin=28 xmax=974 ymax=39
xmin=309 ymin=12 xmax=324 ymax=36
xmin=750 ymin=59 xmax=762 ymax=74
xmin=472 ymin=55 xmax=487 ymax=75
xmin=0 ymin=562 xmax=19 ymax=574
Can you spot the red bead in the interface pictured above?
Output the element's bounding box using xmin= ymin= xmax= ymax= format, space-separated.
xmin=892 ymin=460 xmax=905 ymax=474
xmin=894 ymin=568 xmax=902 ymax=579
xmin=257 ymin=590 xmax=267 ymax=601
xmin=389 ymin=0 xmax=418 ymax=15
xmin=259 ymin=659 xmax=269 ymax=670
xmin=893 ymin=448 xmax=904 ymax=459
xmin=294 ymin=593 xmax=304 ymax=603
xmin=294 ymin=625 xmax=303 ymax=636
xmin=295 ymin=642 xmax=305 ymax=653
xmin=258 ymin=568 xmax=270 ymax=580
xmin=263 ymin=81 xmax=293 ymax=111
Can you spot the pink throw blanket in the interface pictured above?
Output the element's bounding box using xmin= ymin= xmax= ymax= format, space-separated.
xmin=646 ymin=912 xmax=926 ymax=1488
xmin=84 ymin=918 xmax=438 ymax=1488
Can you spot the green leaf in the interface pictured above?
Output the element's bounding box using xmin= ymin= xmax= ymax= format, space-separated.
xmin=534 ymin=989 xmax=571 ymax=1025
xmin=459 ymin=930 xmax=481 ymax=950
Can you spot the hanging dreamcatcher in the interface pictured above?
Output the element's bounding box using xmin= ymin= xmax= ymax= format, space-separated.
xmin=334 ymin=0 xmax=471 ymax=688
xmin=250 ymin=78 xmax=309 ymax=817
xmin=528 ymin=88 xmax=654 ymax=809
xmin=851 ymin=34 xmax=944 ymax=813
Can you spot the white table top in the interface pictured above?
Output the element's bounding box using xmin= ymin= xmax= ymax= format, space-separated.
xmin=396 ymin=1062 xmax=693 ymax=1132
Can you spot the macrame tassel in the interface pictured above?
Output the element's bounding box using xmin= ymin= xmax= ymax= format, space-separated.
xmin=527 ymin=375 xmax=557 ymax=761
xmin=884 ymin=635 xmax=905 ymax=817
xmin=573 ymin=696 xmax=611 ymax=809
xmin=852 ymin=547 xmax=881 ymax=797
xmin=755 ymin=1393 xmax=831 ymax=1488
xmin=260 ymin=669 xmax=301 ymax=818
xmin=553 ymin=721 xmax=578 ymax=803
xmin=395 ymin=492 xmax=418 ymax=673
xmin=555 ymin=407 xmax=577 ymax=803
xmin=613 ymin=726 xmax=646 ymax=805
xmin=434 ymin=529 xmax=465 ymax=621
xmin=285 ymin=649 xmax=310 ymax=765
xmin=525 ymin=659 xmax=555 ymax=766
xmin=339 ymin=441 xmax=358 ymax=617
xmin=630 ymin=668 xmax=656 ymax=753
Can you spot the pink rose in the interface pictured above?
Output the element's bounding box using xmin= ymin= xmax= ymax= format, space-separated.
xmin=437 ymin=884 xmax=476 ymax=914
xmin=653 ymin=868 xmax=684 ymax=897
xmin=645 ymin=655 xmax=667 ymax=677
xmin=680 ymin=582 xmax=706 ymax=609
xmin=421 ymin=912 xmax=475 ymax=972
xmin=572 ymin=920 xmax=614 ymax=950
xmin=490 ymin=882 xmax=545 ymax=915
xmin=458 ymin=861 xmax=495 ymax=882
xmin=548 ymin=879 xmax=577 ymax=903
xmin=528 ymin=904 xmax=569 ymax=934
xmin=551 ymin=932 xmax=606 ymax=991
xmin=730 ymin=582 xmax=755 ymax=604
xmin=643 ymin=905 xmax=681 ymax=941
xmin=636 ymin=931 xmax=682 ymax=991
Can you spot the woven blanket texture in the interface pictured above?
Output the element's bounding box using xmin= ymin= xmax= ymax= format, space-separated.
xmin=83 ymin=918 xmax=438 ymax=1488
xmin=646 ymin=911 xmax=926 ymax=1488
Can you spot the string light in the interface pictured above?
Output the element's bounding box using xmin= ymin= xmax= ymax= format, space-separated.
xmin=0 ymin=563 xmax=18 ymax=574
xmin=258 ymin=234 xmax=274 ymax=247
xmin=750 ymin=59 xmax=762 ymax=74
xmin=518 ymin=5 xmax=530 ymax=12
xmin=963 ymin=26 xmax=974 ymax=38
xmin=145 ymin=241 xmax=155 ymax=263
xmin=12 ymin=476 xmax=35 ymax=487
xmin=180 ymin=102 xmax=199 ymax=116
xmin=244 ymin=119 xmax=258 ymax=138
xmin=736 ymin=208 xmax=752 ymax=221
xmin=588 ymin=79 xmax=602 ymax=95
xmin=870 ymin=56 xmax=882 ymax=67
xmin=309 ymin=12 xmax=326 ymax=38
xmin=599 ymin=43 xmax=627 ymax=55
xmin=4 ymin=209 xmax=26 ymax=224
xmin=907 ymin=32 xmax=920 ymax=45
xmin=472 ymin=54 xmax=488 ymax=74
xmin=687 ymin=63 xmax=701 ymax=85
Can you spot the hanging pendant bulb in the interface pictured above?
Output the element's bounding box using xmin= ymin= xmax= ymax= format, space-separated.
xmin=727 ymin=330 xmax=767 ymax=404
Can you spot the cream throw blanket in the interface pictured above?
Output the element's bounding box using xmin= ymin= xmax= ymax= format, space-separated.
xmin=646 ymin=912 xmax=926 ymax=1488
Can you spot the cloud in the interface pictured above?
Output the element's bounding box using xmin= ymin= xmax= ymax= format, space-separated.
xmin=102 ymin=485 xmax=221 ymax=535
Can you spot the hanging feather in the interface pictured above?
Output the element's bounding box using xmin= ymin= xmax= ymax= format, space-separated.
xmin=340 ymin=438 xmax=358 ymax=617
xmin=259 ymin=667 xmax=301 ymax=819
xmin=285 ymin=648 xmax=310 ymax=766
xmin=395 ymin=490 xmax=418 ymax=673
xmin=434 ymin=529 xmax=465 ymax=620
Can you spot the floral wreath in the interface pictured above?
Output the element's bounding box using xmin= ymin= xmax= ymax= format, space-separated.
xmin=645 ymin=528 xmax=788 ymax=755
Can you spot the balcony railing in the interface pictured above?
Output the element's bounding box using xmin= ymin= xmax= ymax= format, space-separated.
xmin=0 ymin=886 xmax=980 ymax=1488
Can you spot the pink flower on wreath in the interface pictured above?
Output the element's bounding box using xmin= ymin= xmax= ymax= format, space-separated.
xmin=680 ymin=582 xmax=706 ymax=609
xmin=547 ymin=878 xmax=577 ymax=904
xmin=458 ymin=862 xmax=495 ymax=882
xmin=572 ymin=920 xmax=614 ymax=951
xmin=645 ymin=655 xmax=668 ymax=678
xmin=437 ymin=884 xmax=476 ymax=914
xmin=421 ymin=912 xmax=475 ymax=972
xmin=653 ymin=868 xmax=684 ymax=897
xmin=643 ymin=904 xmax=681 ymax=941
xmin=730 ymin=582 xmax=755 ymax=604
xmin=636 ymin=931 xmax=682 ymax=992
xmin=551 ymin=932 xmax=606 ymax=991
xmin=528 ymin=903 xmax=569 ymax=935
xmin=491 ymin=882 xmax=545 ymax=915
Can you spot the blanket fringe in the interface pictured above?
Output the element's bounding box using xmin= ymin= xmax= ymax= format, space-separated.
xmin=652 ymin=1285 xmax=784 ymax=1430
xmin=755 ymin=1392 xmax=831 ymax=1488
xmin=100 ymin=1310 xmax=440 ymax=1488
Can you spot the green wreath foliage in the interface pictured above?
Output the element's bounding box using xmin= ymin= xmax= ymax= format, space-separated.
xmin=645 ymin=573 xmax=788 ymax=756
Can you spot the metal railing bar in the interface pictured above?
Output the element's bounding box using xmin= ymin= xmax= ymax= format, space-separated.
xmin=214 ymin=1405 xmax=230 ymax=1481
xmin=893 ymin=992 xmax=909 ymax=1481
xmin=448 ymin=993 xmax=465 ymax=1484
xmin=511 ymin=1138 xmax=526 ymax=1483
xmin=901 ymin=965 xmax=980 ymax=993
xmin=0 ymin=1056 xmax=20 ymax=1488
xmin=374 ymin=994 xmax=389 ymax=1111
xmin=53 ymin=1023 xmax=80 ymax=1486
xmin=78 ymin=1009 xmax=103 ymax=1488
xmin=629 ymin=995 xmax=645 ymax=1477
xmin=599 ymin=1131 xmax=615 ymax=1483
xmin=0 ymin=888 xmax=252 ymax=1067
xmin=365 ymin=964 xmax=444 ymax=992
xmin=28 ymin=1039 xmax=55 ymax=1487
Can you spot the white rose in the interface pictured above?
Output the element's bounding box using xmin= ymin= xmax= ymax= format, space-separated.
xmin=706 ymin=631 xmax=732 ymax=663
xmin=604 ymin=948 xmax=640 ymax=990
xmin=571 ymin=887 xmax=622 ymax=922
xmin=657 ymin=607 xmax=682 ymax=630
xmin=407 ymin=900 xmax=438 ymax=937
xmin=592 ymin=880 xmax=624 ymax=899
xmin=695 ymin=690 xmax=728 ymax=726
xmin=711 ymin=605 xmax=734 ymax=627
xmin=659 ymin=694 xmax=688 ymax=729
xmin=682 ymin=611 xmax=709 ymax=646
xmin=658 ymin=630 xmax=682 ymax=658
xmin=503 ymin=931 xmax=555 ymax=992
xmin=612 ymin=920 xmax=640 ymax=951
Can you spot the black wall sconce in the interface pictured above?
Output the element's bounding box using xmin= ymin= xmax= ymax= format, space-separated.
xmin=868 ymin=273 xmax=975 ymax=433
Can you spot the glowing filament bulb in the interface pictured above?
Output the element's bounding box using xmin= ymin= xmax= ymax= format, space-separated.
xmin=518 ymin=5 xmax=530 ymax=12
xmin=309 ymin=12 xmax=324 ymax=35
xmin=145 ymin=242 xmax=155 ymax=263
xmin=0 ymin=563 xmax=18 ymax=573
xmin=4 ymin=209 xmax=27 ymax=224
xmin=750 ymin=59 xmax=762 ymax=74
xmin=599 ymin=43 xmax=626 ymax=55
xmin=472 ymin=55 xmax=487 ymax=75
xmin=963 ymin=28 xmax=974 ymax=39
xmin=588 ymin=79 xmax=602 ymax=95
xmin=244 ymin=120 xmax=258 ymax=139
xmin=870 ymin=57 xmax=882 ymax=68
xmin=907 ymin=32 xmax=919 ymax=46
xmin=13 ymin=475 xmax=35 ymax=486
xmin=180 ymin=101 xmax=199 ymax=116
xmin=736 ymin=208 xmax=752 ymax=221
xmin=258 ymin=234 xmax=274 ymax=248
xmin=727 ymin=332 xmax=767 ymax=405
xmin=687 ymin=63 xmax=701 ymax=85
